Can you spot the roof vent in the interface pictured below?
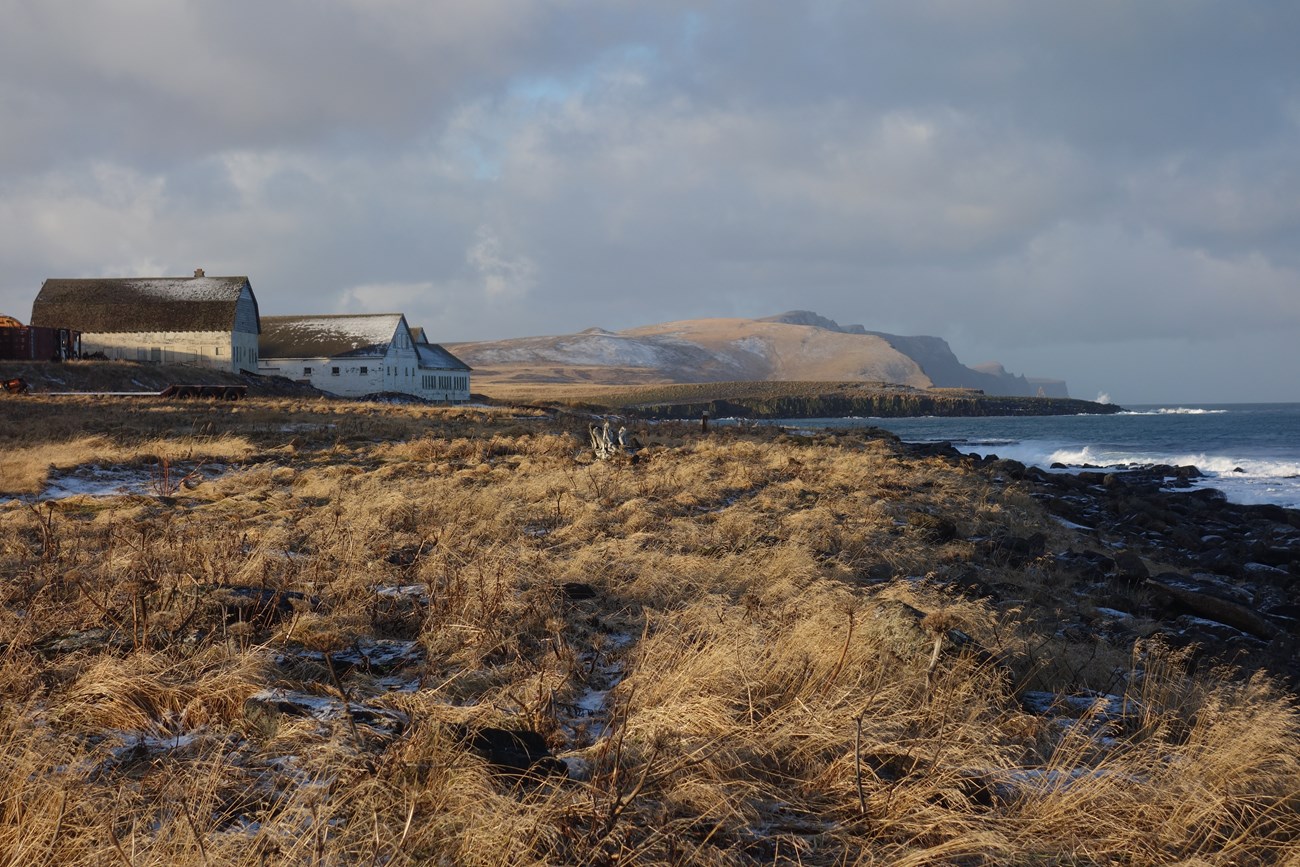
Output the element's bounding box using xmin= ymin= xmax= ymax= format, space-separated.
xmin=194 ymin=268 xmax=205 ymax=278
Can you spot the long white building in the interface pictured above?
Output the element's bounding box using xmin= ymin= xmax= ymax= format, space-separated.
xmin=258 ymin=313 xmax=470 ymax=401
xmin=30 ymin=270 xmax=261 ymax=372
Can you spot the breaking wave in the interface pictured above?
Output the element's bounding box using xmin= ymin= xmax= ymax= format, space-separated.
xmin=950 ymin=441 xmax=1300 ymax=508
xmin=1119 ymin=407 xmax=1229 ymax=416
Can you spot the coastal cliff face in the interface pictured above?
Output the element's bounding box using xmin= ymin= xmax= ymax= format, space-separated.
xmin=759 ymin=312 xmax=1069 ymax=397
xmin=451 ymin=311 xmax=1067 ymax=398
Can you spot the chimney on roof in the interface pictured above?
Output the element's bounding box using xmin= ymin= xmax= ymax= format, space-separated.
xmin=194 ymin=268 xmax=205 ymax=278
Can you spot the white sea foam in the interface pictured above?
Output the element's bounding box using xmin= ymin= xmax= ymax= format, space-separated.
xmin=951 ymin=441 xmax=1300 ymax=508
xmin=1118 ymin=407 xmax=1229 ymax=416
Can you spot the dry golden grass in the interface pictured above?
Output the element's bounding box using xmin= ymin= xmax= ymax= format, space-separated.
xmin=0 ymin=398 xmax=1296 ymax=864
xmin=0 ymin=433 xmax=256 ymax=494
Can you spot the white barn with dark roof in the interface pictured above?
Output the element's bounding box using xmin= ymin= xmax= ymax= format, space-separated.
xmin=411 ymin=326 xmax=472 ymax=402
xmin=258 ymin=314 xmax=470 ymax=401
xmin=30 ymin=270 xmax=260 ymax=372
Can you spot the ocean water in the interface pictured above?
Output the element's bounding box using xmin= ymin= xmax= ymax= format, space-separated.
xmin=770 ymin=403 xmax=1300 ymax=509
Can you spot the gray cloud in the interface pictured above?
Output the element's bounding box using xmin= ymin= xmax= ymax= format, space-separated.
xmin=2 ymin=0 xmax=1297 ymax=403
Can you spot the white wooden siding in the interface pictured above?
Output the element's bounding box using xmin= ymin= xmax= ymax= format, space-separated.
xmin=416 ymin=371 xmax=470 ymax=402
xmin=258 ymin=355 xmax=387 ymax=396
xmin=233 ymin=286 xmax=259 ymax=335
xmin=258 ymin=316 xmax=469 ymax=400
xmin=81 ymin=329 xmax=249 ymax=373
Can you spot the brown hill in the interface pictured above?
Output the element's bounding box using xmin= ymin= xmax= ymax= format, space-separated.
xmin=451 ymin=312 xmax=1066 ymax=398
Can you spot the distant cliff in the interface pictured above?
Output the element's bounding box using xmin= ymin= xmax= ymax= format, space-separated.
xmin=452 ymin=311 xmax=1069 ymax=398
xmin=760 ymin=312 xmax=1069 ymax=397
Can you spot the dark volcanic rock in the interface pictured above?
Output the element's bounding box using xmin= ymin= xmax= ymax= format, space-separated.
xmin=1111 ymin=550 xmax=1150 ymax=583
xmin=207 ymin=585 xmax=319 ymax=627
xmin=280 ymin=639 xmax=426 ymax=675
xmin=1145 ymin=573 xmax=1281 ymax=641
xmin=455 ymin=725 xmax=567 ymax=777
xmin=980 ymin=531 xmax=1046 ymax=567
xmin=561 ymin=582 xmax=598 ymax=601
xmin=910 ymin=512 xmax=959 ymax=544
xmin=974 ymin=452 xmax=1300 ymax=686
xmin=988 ymin=458 xmax=1028 ymax=480
xmin=33 ymin=627 xmax=130 ymax=656
xmin=244 ymin=689 xmax=408 ymax=739
xmin=1054 ymin=549 xmax=1115 ymax=581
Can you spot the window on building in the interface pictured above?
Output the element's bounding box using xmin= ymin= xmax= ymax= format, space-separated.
xmin=360 ymin=366 xmax=368 ymax=375
xmin=214 ymin=347 xmax=221 ymax=356
xmin=332 ymin=366 xmax=340 ymax=376
xmin=303 ymin=366 xmax=312 ymax=375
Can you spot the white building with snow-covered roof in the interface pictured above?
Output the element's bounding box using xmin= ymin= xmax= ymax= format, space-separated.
xmin=410 ymin=326 xmax=472 ymax=402
xmin=258 ymin=314 xmax=470 ymax=401
xmin=30 ymin=269 xmax=260 ymax=372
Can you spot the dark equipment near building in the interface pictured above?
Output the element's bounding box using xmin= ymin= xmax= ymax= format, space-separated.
xmin=0 ymin=316 xmax=81 ymax=361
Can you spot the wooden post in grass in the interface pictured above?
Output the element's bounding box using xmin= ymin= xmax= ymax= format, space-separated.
xmin=701 ymin=411 xmax=709 ymax=433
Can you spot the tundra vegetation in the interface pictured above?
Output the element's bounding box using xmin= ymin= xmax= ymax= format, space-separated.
xmin=0 ymin=395 xmax=1297 ymax=865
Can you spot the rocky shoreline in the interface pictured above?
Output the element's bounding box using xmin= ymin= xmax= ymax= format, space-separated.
xmin=544 ymin=381 xmax=1123 ymax=420
xmin=905 ymin=437 xmax=1300 ymax=687
xmin=629 ymin=392 xmax=1118 ymax=419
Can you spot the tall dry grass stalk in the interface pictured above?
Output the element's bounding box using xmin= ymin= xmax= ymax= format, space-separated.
xmin=0 ymin=400 xmax=1296 ymax=863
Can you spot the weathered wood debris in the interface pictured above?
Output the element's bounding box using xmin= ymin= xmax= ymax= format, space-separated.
xmin=589 ymin=420 xmax=639 ymax=460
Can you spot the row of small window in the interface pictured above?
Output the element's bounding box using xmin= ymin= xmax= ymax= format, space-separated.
xmin=305 ymin=366 xmax=411 ymax=377
xmin=298 ymin=366 xmax=461 ymax=387
xmin=210 ymin=345 xmax=252 ymax=361
xmin=421 ymin=374 xmax=468 ymax=391
xmin=129 ymin=345 xmax=252 ymax=362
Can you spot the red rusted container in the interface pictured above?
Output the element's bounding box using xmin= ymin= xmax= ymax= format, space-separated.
xmin=0 ymin=324 xmax=81 ymax=360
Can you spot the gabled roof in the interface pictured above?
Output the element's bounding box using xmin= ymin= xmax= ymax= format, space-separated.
xmin=260 ymin=313 xmax=406 ymax=359
xmin=416 ymin=341 xmax=471 ymax=371
xmin=410 ymin=325 xmax=471 ymax=371
xmin=32 ymin=276 xmax=257 ymax=334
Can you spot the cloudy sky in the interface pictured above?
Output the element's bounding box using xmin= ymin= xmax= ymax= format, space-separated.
xmin=2 ymin=1 xmax=1297 ymax=403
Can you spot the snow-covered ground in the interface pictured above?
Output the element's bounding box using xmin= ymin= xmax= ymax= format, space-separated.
xmin=6 ymin=462 xmax=230 ymax=502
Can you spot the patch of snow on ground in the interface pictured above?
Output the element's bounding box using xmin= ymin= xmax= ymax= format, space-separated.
xmin=1023 ymin=691 xmax=1131 ymax=719
xmin=279 ymin=422 xmax=337 ymax=432
xmin=561 ymin=631 xmax=634 ymax=745
xmin=1052 ymin=516 xmax=1094 ymax=532
xmin=553 ymin=334 xmax=666 ymax=367
xmin=728 ymin=336 xmax=769 ymax=356
xmin=469 ymin=333 xmax=672 ymax=367
xmin=13 ymin=462 xmax=229 ymax=501
xmin=375 ymin=584 xmax=430 ymax=603
xmin=575 ymin=689 xmax=609 ymax=714
xmin=1000 ymin=766 xmax=1145 ymax=790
